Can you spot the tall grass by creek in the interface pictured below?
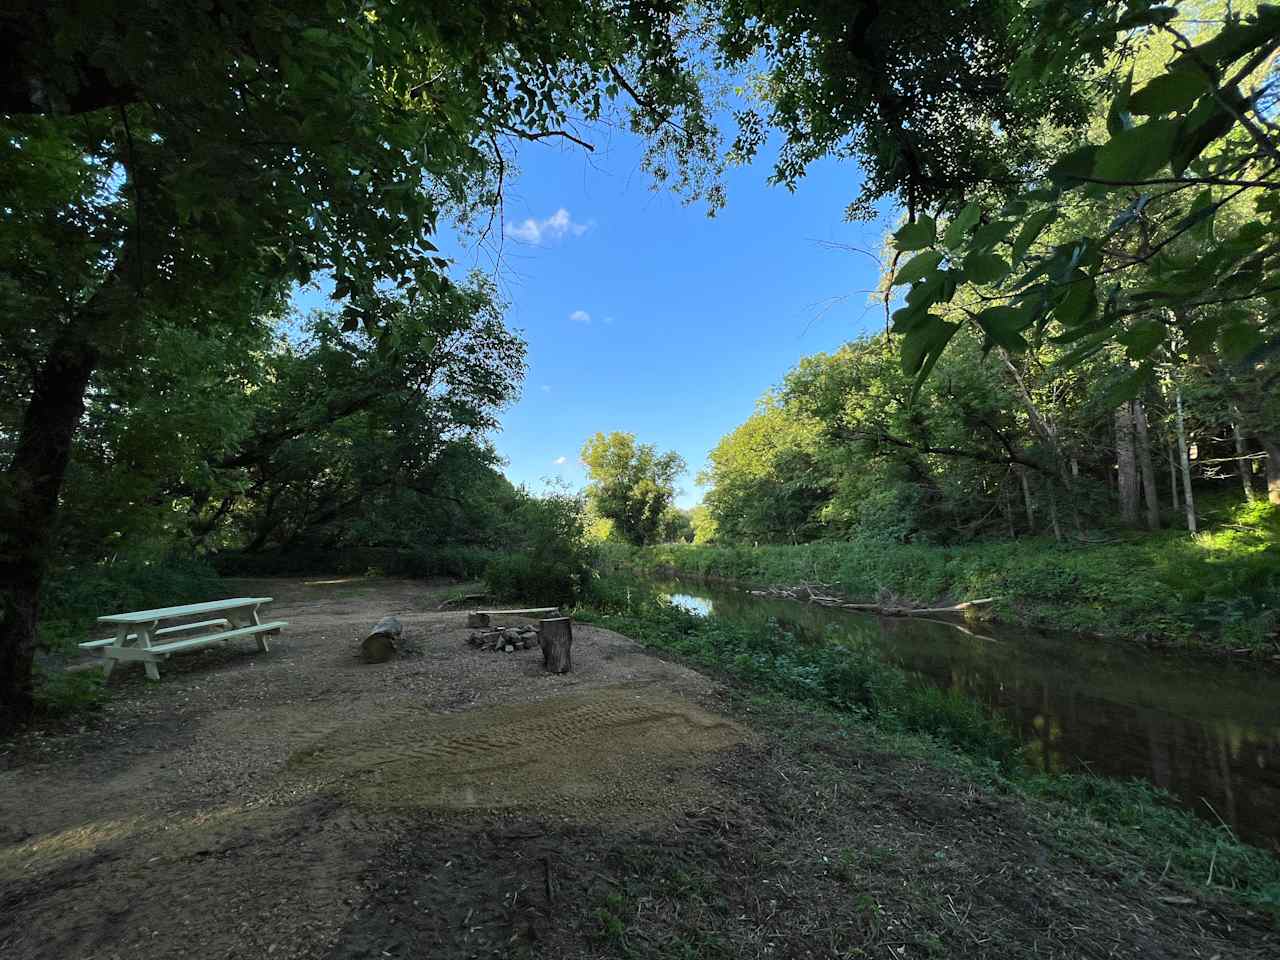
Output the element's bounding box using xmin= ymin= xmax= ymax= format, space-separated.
xmin=607 ymin=500 xmax=1280 ymax=652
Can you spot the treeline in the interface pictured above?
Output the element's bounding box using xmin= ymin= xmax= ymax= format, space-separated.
xmin=699 ymin=327 xmax=1276 ymax=546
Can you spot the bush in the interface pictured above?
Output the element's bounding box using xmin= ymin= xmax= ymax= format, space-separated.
xmin=481 ymin=489 xmax=596 ymax=604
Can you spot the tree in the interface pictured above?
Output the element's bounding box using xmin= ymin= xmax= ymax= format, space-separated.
xmin=580 ymin=433 xmax=686 ymax=545
xmin=0 ymin=0 xmax=720 ymax=732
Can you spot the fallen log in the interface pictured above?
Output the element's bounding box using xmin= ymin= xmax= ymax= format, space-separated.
xmin=539 ymin=617 xmax=573 ymax=674
xmin=360 ymin=616 xmax=403 ymax=663
xmin=838 ymin=597 xmax=996 ymax=617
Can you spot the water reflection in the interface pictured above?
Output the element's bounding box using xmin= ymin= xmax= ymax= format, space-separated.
xmin=656 ymin=578 xmax=1280 ymax=850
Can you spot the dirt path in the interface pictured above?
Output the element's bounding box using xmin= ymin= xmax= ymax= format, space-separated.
xmin=1 ymin=578 xmax=1275 ymax=959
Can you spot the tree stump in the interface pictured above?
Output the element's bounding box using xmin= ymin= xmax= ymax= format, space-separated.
xmin=360 ymin=616 xmax=403 ymax=663
xmin=467 ymin=612 xmax=490 ymax=629
xmin=539 ymin=617 xmax=573 ymax=674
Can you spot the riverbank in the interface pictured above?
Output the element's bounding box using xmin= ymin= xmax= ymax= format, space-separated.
xmin=609 ymin=501 xmax=1280 ymax=656
xmin=576 ymin=579 xmax=1280 ymax=916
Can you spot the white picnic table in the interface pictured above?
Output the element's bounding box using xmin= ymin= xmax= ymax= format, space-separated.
xmin=80 ymin=597 xmax=287 ymax=680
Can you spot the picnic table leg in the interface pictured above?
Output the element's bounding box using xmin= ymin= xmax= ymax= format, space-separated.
xmin=101 ymin=624 xmax=128 ymax=680
xmin=137 ymin=621 xmax=161 ymax=681
xmin=249 ymin=604 xmax=270 ymax=653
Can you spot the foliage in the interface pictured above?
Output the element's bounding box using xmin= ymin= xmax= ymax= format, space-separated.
xmin=715 ymin=0 xmax=1084 ymax=218
xmin=483 ymin=489 xmax=596 ymax=605
xmin=581 ymin=432 xmax=687 ymax=545
xmin=881 ymin=3 xmax=1280 ymax=396
xmin=657 ymin=507 xmax=696 ymax=543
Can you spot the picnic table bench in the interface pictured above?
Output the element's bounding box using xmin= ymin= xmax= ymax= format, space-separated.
xmin=80 ymin=597 xmax=287 ymax=680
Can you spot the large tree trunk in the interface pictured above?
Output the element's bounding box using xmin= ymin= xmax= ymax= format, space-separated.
xmin=0 ymin=319 xmax=102 ymax=733
xmin=1173 ymin=385 xmax=1197 ymax=533
xmin=1260 ymin=435 xmax=1280 ymax=506
xmin=1232 ymin=421 xmax=1256 ymax=502
xmin=1132 ymin=399 xmax=1160 ymax=530
xmin=1115 ymin=403 xmax=1140 ymax=526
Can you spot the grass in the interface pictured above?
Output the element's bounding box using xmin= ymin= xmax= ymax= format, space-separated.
xmin=609 ymin=500 xmax=1280 ymax=653
xmin=576 ymin=574 xmax=1280 ymax=915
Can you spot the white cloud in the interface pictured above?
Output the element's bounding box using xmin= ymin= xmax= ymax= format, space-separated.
xmin=568 ymin=309 xmax=591 ymax=324
xmin=540 ymin=384 xmax=552 ymax=393
xmin=602 ymin=315 xmax=615 ymax=325
xmin=553 ymin=456 xmax=567 ymax=465
xmin=505 ymin=207 xmax=590 ymax=244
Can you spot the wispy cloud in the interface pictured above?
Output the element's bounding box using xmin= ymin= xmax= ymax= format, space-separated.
xmin=553 ymin=456 xmax=567 ymax=465
xmin=540 ymin=384 xmax=552 ymax=393
xmin=602 ymin=315 xmax=615 ymax=325
xmin=505 ymin=207 xmax=590 ymax=245
xmin=568 ymin=309 xmax=591 ymax=324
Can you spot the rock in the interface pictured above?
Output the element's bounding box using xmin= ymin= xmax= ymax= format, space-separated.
xmin=503 ymin=644 xmax=515 ymax=653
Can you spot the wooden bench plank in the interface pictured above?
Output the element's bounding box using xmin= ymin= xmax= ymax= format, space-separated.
xmin=474 ymin=607 xmax=560 ymax=616
xmin=148 ymin=620 xmax=288 ymax=655
xmin=80 ymin=618 xmax=231 ymax=650
xmin=98 ymin=598 xmax=273 ymax=624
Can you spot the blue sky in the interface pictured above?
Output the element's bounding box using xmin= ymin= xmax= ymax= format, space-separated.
xmin=296 ymin=129 xmax=894 ymax=509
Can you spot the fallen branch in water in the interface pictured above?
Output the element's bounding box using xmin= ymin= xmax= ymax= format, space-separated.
xmin=747 ymin=584 xmax=997 ymax=618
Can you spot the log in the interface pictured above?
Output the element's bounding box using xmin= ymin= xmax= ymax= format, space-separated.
xmin=538 ymin=617 xmax=573 ymax=674
xmin=467 ymin=612 xmax=490 ymax=628
xmin=360 ymin=615 xmax=403 ymax=663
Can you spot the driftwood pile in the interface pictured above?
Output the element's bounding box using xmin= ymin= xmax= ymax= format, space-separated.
xmin=468 ymin=624 xmax=540 ymax=653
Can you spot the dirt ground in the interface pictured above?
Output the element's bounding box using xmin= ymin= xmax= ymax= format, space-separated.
xmin=1 ymin=577 xmax=1276 ymax=959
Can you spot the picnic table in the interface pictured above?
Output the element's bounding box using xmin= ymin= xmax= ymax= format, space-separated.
xmin=79 ymin=597 xmax=287 ymax=680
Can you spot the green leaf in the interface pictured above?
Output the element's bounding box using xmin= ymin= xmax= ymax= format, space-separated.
xmin=1171 ymin=92 xmax=1243 ymax=176
xmin=962 ymin=252 xmax=1009 ymax=285
xmin=1117 ymin=320 xmax=1166 ymax=359
xmin=1218 ymin=322 xmax=1264 ymax=361
xmin=894 ymin=216 xmax=936 ymax=252
xmin=901 ymin=317 xmax=960 ymax=393
xmin=1099 ymin=365 xmax=1153 ymax=407
xmin=1171 ymin=7 xmax=1280 ymax=78
xmin=1046 ymin=145 xmax=1098 ymax=185
xmin=1107 ymin=69 xmax=1133 ymax=137
xmin=974 ymin=305 xmax=1032 ymax=353
xmin=1092 ymin=119 xmax=1180 ymax=181
xmin=1054 ymin=276 xmax=1097 ymax=326
xmin=1012 ymin=208 xmax=1057 ymax=263
xmin=971 ymin=219 xmax=1017 ymax=250
xmin=894 ymin=250 xmax=944 ymax=286
xmin=943 ymin=202 xmax=981 ymax=249
xmin=1129 ymin=71 xmax=1207 ymax=115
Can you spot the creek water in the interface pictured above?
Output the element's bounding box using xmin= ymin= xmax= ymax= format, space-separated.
xmin=645 ymin=576 xmax=1280 ymax=850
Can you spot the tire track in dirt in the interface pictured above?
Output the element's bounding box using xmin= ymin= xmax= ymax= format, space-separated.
xmin=290 ymin=683 xmax=751 ymax=818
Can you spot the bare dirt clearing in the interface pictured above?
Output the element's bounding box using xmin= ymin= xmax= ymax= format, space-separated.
xmin=1 ymin=577 xmax=1276 ymax=959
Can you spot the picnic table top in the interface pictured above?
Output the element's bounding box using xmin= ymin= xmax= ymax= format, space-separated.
xmin=98 ymin=597 xmax=273 ymax=624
